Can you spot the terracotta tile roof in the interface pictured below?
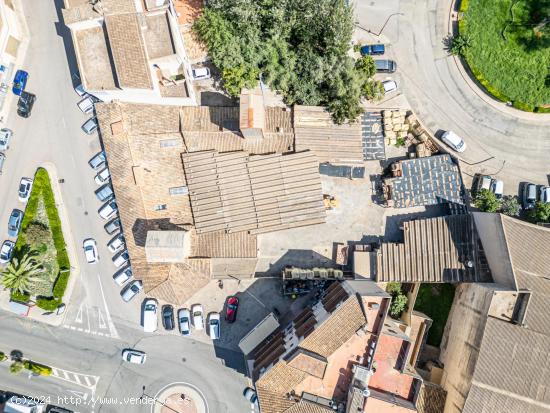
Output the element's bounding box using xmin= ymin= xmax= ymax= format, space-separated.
xmin=146 ymin=261 xmax=210 ymax=304
xmin=62 ymin=0 xmax=137 ymax=24
xmin=283 ymin=401 xmax=334 ymax=413
xmin=416 ymin=382 xmax=447 ymax=413
xmin=190 ymin=230 xmax=257 ymax=258
xmin=104 ymin=13 xmax=153 ymax=89
xmin=287 ymin=350 xmax=327 ymax=379
xmin=256 ymin=363 xmax=306 ymax=413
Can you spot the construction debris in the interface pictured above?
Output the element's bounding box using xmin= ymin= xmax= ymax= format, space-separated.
xmin=382 ymin=109 xmax=440 ymax=157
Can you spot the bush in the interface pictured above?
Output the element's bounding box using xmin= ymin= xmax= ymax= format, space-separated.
xmin=23 ymin=360 xmax=52 ymax=376
xmin=500 ymin=195 xmax=520 ymax=216
xmin=52 ymin=270 xmax=70 ymax=298
xmin=512 ymin=100 xmax=535 ymax=112
xmin=535 ymin=106 xmax=550 ymax=113
xmin=10 ymin=361 xmax=23 ymax=374
xmin=529 ymin=201 xmax=550 ymax=224
xmin=36 ymin=297 xmax=62 ymax=311
xmin=467 ymin=62 xmax=510 ymax=102
xmin=386 ymin=282 xmax=402 ymax=295
xmin=10 ymin=290 xmax=30 ymax=303
xmin=474 ymin=188 xmax=501 ymax=212
xmin=0 ymin=352 xmax=7 ymax=362
xmin=389 ymin=293 xmax=408 ymax=317
xmin=459 ymin=0 xmax=470 ymax=12
xmin=450 ymin=34 xmax=471 ymax=56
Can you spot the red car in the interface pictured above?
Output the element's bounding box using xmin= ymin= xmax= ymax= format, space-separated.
xmin=225 ymin=296 xmax=239 ymax=323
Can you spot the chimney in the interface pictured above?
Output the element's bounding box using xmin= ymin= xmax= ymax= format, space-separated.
xmin=239 ymin=87 xmax=265 ymax=140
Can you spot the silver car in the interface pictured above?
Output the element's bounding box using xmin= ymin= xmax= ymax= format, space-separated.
xmin=0 ymin=128 xmax=12 ymax=151
xmin=121 ymin=280 xmax=143 ymax=302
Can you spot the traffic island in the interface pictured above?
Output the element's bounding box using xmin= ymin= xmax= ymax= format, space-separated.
xmin=153 ymin=383 xmax=207 ymax=413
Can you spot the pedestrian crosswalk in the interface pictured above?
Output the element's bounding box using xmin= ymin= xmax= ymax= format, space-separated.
xmin=51 ymin=366 xmax=99 ymax=391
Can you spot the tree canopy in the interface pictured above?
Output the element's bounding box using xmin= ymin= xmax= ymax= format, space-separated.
xmin=474 ymin=189 xmax=501 ymax=213
xmin=193 ymin=0 xmax=380 ymax=123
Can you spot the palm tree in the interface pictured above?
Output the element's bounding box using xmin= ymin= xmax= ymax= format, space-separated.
xmin=1 ymin=251 xmax=43 ymax=295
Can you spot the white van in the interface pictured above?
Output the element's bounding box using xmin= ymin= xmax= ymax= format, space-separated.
xmin=441 ymin=130 xmax=467 ymax=152
xmin=143 ymin=299 xmax=158 ymax=333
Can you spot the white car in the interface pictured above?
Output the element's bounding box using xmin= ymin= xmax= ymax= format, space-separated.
xmin=243 ymin=388 xmax=258 ymax=407
xmin=121 ymin=349 xmax=146 ymax=364
xmin=77 ymin=96 xmax=94 ymax=114
xmin=18 ymin=178 xmax=33 ymax=202
xmin=178 ymin=308 xmax=191 ymax=336
xmin=83 ymin=238 xmax=98 ymax=264
xmin=143 ymin=298 xmax=158 ymax=332
xmin=112 ymin=250 xmax=129 ymax=268
xmin=107 ymin=234 xmax=125 ymax=253
xmin=441 ymin=130 xmax=467 ymax=153
xmin=82 ymin=117 xmax=98 ymax=135
xmin=382 ymin=79 xmax=398 ymax=94
xmin=0 ymin=240 xmax=15 ymax=264
xmin=490 ymin=179 xmax=504 ymax=199
xmin=191 ymin=67 xmax=211 ymax=80
xmin=192 ymin=304 xmax=204 ymax=330
xmin=113 ymin=266 xmax=132 ymax=286
xmin=0 ymin=128 xmax=12 ymax=151
xmin=121 ymin=280 xmax=143 ymax=302
xmin=94 ymin=167 xmax=110 ymax=185
xmin=208 ymin=312 xmax=221 ymax=340
xmin=540 ymin=186 xmax=550 ymax=203
xmin=98 ymin=199 xmax=117 ymax=220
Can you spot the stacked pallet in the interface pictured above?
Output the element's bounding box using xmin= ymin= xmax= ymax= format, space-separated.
xmin=382 ymin=110 xmax=410 ymax=145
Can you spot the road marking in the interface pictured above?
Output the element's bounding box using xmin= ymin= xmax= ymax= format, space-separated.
xmin=75 ymin=303 xmax=84 ymax=323
xmin=68 ymin=390 xmax=88 ymax=401
xmin=84 ymin=376 xmax=91 ymax=386
xmin=86 ymin=303 xmax=91 ymax=333
xmin=63 ymin=371 xmax=70 ymax=380
xmin=244 ymin=290 xmax=266 ymax=309
xmin=96 ymin=272 xmax=119 ymax=339
xmin=74 ymin=374 xmax=82 ymax=385
xmin=98 ymin=308 xmax=107 ymax=329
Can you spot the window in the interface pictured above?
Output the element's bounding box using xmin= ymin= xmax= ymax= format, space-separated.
xmin=169 ymin=186 xmax=188 ymax=196
xmin=154 ymin=204 xmax=167 ymax=211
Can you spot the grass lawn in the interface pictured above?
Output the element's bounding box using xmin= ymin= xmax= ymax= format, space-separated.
xmin=461 ymin=0 xmax=550 ymax=109
xmin=414 ymin=284 xmax=456 ymax=347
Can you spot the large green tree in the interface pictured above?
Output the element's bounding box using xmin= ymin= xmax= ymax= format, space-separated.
xmin=194 ymin=0 xmax=376 ymax=123
xmin=529 ymin=201 xmax=550 ymax=224
xmin=1 ymin=252 xmax=43 ymax=295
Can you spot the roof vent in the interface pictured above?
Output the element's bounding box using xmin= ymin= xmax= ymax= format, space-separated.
xmin=362 ymin=389 xmax=371 ymax=398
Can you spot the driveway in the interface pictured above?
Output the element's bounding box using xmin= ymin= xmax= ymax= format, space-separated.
xmin=354 ymin=0 xmax=550 ymax=195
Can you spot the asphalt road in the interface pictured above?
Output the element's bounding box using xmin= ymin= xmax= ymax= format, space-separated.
xmin=0 ymin=2 xmax=251 ymax=412
xmin=355 ymin=0 xmax=550 ymax=194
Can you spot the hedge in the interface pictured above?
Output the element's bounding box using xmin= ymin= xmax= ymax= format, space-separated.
xmin=512 ymin=101 xmax=535 ymax=112
xmin=535 ymin=106 xmax=550 ymax=113
xmin=466 ymin=62 xmax=511 ymax=102
xmin=10 ymin=290 xmax=30 ymax=303
xmin=36 ymin=297 xmax=62 ymax=311
xmin=23 ymin=360 xmax=52 ymax=376
xmin=0 ymin=352 xmax=7 ymax=362
xmin=459 ymin=0 xmax=470 ymax=12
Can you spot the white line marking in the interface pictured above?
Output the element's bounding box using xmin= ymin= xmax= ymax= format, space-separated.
xmin=86 ymin=304 xmax=91 ymax=333
xmin=63 ymin=371 xmax=70 ymax=380
xmin=98 ymin=308 xmax=107 ymax=329
xmin=84 ymin=376 xmax=91 ymax=386
xmin=75 ymin=303 xmax=84 ymax=324
xmin=74 ymin=374 xmax=82 ymax=384
xmin=96 ymin=272 xmax=119 ymax=339
xmin=76 ymin=327 xmax=83 ymax=332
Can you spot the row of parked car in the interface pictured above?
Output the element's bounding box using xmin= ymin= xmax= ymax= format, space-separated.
xmin=358 ymin=43 xmax=398 ymax=95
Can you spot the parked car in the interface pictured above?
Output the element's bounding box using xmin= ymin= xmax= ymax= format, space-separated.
xmin=74 ymin=83 xmax=87 ymax=97
xmin=112 ymin=250 xmax=129 ymax=268
xmin=441 ymin=130 xmax=467 ymax=153
xmin=374 ymin=59 xmax=397 ymax=73
xmin=0 ymin=153 xmax=5 ymax=174
xmin=104 ymin=217 xmax=121 ymax=235
xmin=18 ymin=177 xmax=33 ymax=202
xmin=95 ymin=184 xmax=113 ymax=202
xmin=191 ymin=304 xmax=204 ymax=330
xmin=523 ymin=183 xmax=537 ymax=210
xmin=162 ymin=305 xmax=175 ymax=330
xmin=94 ymin=167 xmax=110 ymax=185
xmin=208 ymin=312 xmax=221 ymax=340
xmin=89 ymin=151 xmax=106 ymax=169
xmin=121 ymin=349 xmax=146 ymax=364
xmin=121 ymin=280 xmax=143 ymax=302
xmin=7 ymin=209 xmax=23 ymax=237
xmin=77 ymin=96 xmax=94 ymax=114
xmin=98 ymin=199 xmax=117 ymax=220
xmin=0 ymin=128 xmax=12 ymax=151
xmin=191 ymin=67 xmax=211 ymax=80
xmin=490 ymin=179 xmax=504 ymax=199
xmin=477 ymin=175 xmax=492 ymax=193
xmin=225 ymin=296 xmax=239 ymax=323
xmin=143 ymin=298 xmax=158 ymax=332
xmin=382 ymin=79 xmax=398 ymax=94
xmin=17 ymin=91 xmax=36 ymax=118
xmin=107 ymin=234 xmax=125 ymax=253
xmin=540 ymin=186 xmax=550 ymax=203
xmin=360 ymin=44 xmax=385 ymax=55
xmin=0 ymin=240 xmax=15 ymax=264
xmin=82 ymin=117 xmax=98 ymax=135
xmin=243 ymin=388 xmax=258 ymax=407
xmin=83 ymin=238 xmax=98 ymax=264
xmin=12 ymin=70 xmax=28 ymax=95
xmin=113 ymin=266 xmax=133 ymax=286
xmin=178 ymin=308 xmax=191 ymax=336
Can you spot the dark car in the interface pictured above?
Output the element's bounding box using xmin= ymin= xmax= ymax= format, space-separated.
xmin=17 ymin=91 xmax=36 ymax=118
xmin=374 ymin=59 xmax=397 ymax=73
xmin=360 ymin=44 xmax=385 ymax=56
xmin=225 ymin=296 xmax=239 ymax=323
xmin=12 ymin=70 xmax=28 ymax=95
xmin=162 ymin=305 xmax=175 ymax=330
xmin=523 ymin=183 xmax=537 ymax=210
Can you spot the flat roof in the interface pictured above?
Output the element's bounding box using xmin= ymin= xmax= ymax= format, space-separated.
xmin=75 ymin=26 xmax=117 ymax=90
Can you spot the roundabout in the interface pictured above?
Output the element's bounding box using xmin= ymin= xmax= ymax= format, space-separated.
xmin=152 ymin=382 xmax=208 ymax=413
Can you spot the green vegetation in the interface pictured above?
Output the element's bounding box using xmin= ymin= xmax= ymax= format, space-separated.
xmin=386 ymin=282 xmax=409 ymax=318
xmin=23 ymin=360 xmax=52 ymax=376
xmin=474 ymin=188 xmax=501 ymax=212
xmin=10 ymin=290 xmax=30 ymax=303
xmin=193 ymin=0 xmax=382 ymax=123
xmin=0 ymin=352 xmax=7 ymax=362
xmin=459 ymin=0 xmax=550 ymax=110
xmin=414 ymin=284 xmax=456 ymax=346
xmin=3 ymin=168 xmax=70 ymax=310
xmin=529 ymin=201 xmax=550 ymax=224
xmin=449 ymin=34 xmax=472 ymax=56
xmin=9 ymin=360 xmax=23 ymax=374
xmin=500 ymin=195 xmax=521 ymax=216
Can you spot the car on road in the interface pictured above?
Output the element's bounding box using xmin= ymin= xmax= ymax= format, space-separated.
xmin=7 ymin=209 xmax=23 ymax=237
xmin=95 ymin=184 xmax=113 ymax=202
xmin=191 ymin=67 xmax=211 ymax=80
xmin=225 ymin=296 xmax=239 ymax=323
xmin=77 ymin=96 xmax=94 ymax=114
xmin=122 ymin=349 xmax=146 ymax=364
xmin=113 ymin=266 xmax=132 ymax=286
xmin=178 ymin=308 xmax=191 ymax=336
xmin=18 ymin=177 xmax=33 ymax=202
xmin=94 ymin=167 xmax=110 ymax=185
xmin=143 ymin=298 xmax=158 ymax=332
xmin=17 ymin=91 xmax=36 ymax=118
xmin=107 ymin=233 xmax=125 ymax=253
xmin=112 ymin=250 xmax=129 ymax=268
xmin=540 ymin=186 xmax=550 ymax=204
xmin=360 ymin=44 xmax=385 ymax=56
xmin=192 ymin=304 xmax=204 ymax=330
xmin=490 ymin=179 xmax=504 ymax=199
xmin=121 ymin=280 xmax=143 ymax=302
xmin=89 ymin=151 xmax=106 ymax=169
xmin=243 ymin=388 xmax=258 ymax=407
xmin=0 ymin=128 xmax=12 ymax=151
xmin=74 ymin=83 xmax=87 ymax=97
xmin=208 ymin=312 xmax=221 ymax=340
xmin=523 ymin=183 xmax=537 ymax=210
xmin=374 ymin=59 xmax=397 ymax=73
xmin=83 ymin=238 xmax=98 ymax=264
xmin=105 ymin=217 xmax=121 ymax=235
xmin=441 ymin=130 xmax=467 ymax=153
xmin=12 ymin=70 xmax=28 ymax=95
xmin=162 ymin=305 xmax=175 ymax=330
xmin=0 ymin=240 xmax=15 ymax=264
xmin=98 ymin=199 xmax=117 ymax=220
xmin=382 ymin=80 xmax=398 ymax=94
xmin=82 ymin=117 xmax=98 ymax=135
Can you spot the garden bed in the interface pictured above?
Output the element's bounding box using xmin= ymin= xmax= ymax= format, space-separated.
xmin=414 ymin=284 xmax=456 ymax=346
